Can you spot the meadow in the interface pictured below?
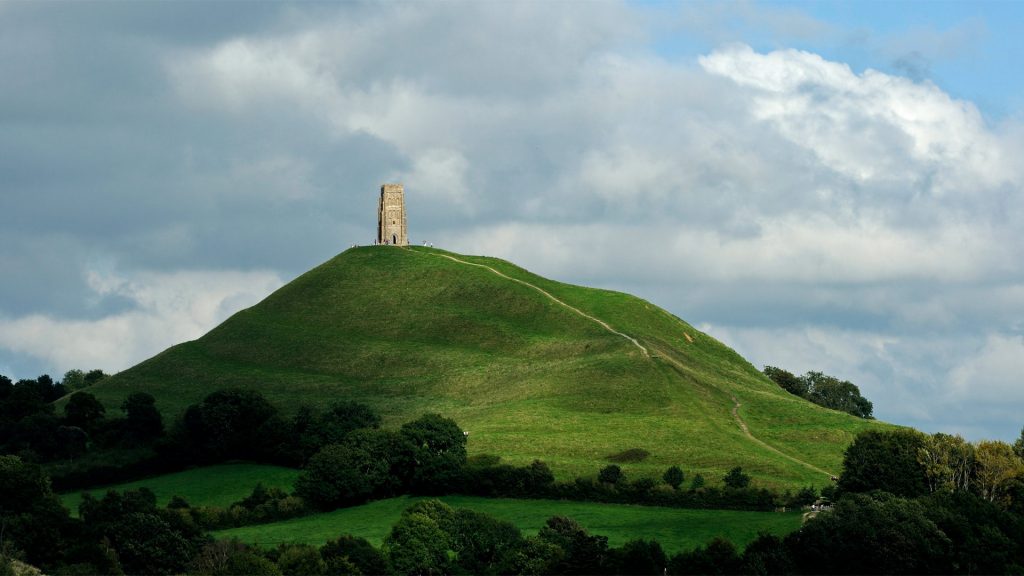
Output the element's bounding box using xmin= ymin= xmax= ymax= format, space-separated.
xmin=213 ymin=494 xmax=803 ymax=554
xmin=59 ymin=463 xmax=300 ymax=516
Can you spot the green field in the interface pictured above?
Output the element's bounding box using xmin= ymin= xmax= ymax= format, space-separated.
xmin=82 ymin=246 xmax=890 ymax=490
xmin=59 ymin=463 xmax=300 ymax=516
xmin=213 ymin=495 xmax=803 ymax=554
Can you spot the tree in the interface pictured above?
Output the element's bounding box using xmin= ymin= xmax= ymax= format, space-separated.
xmin=690 ymin=473 xmax=705 ymax=490
xmin=538 ymin=516 xmax=610 ymax=575
xmin=55 ymin=425 xmax=88 ymax=461
xmin=669 ymin=537 xmax=741 ymax=575
xmin=1013 ymin=426 xmax=1024 ymax=459
xmin=399 ymin=413 xmax=467 ymax=493
xmin=64 ymin=391 xmax=106 ymax=430
xmin=723 ymin=466 xmax=751 ymax=489
xmin=80 ymin=489 xmax=203 ymax=576
xmin=450 ymin=508 xmax=523 ymax=574
xmin=497 ymin=536 xmax=565 ymax=575
xmin=740 ymin=533 xmax=793 ymax=576
xmin=83 ymin=369 xmax=109 ymax=386
xmin=294 ymin=444 xmax=384 ymax=509
xmin=663 ymin=466 xmax=684 ymax=490
xmin=275 ymin=544 xmax=326 ymax=576
xmin=917 ymin=433 xmax=974 ymax=494
xmin=383 ymin=512 xmax=451 ymax=576
xmin=301 ymin=401 xmax=382 ymax=456
xmin=320 ymin=535 xmax=388 ymax=576
xmin=61 ymin=369 xmax=86 ymax=392
xmin=614 ymin=539 xmax=667 ymax=575
xmin=762 ymin=366 xmax=807 ymax=397
xmin=838 ymin=429 xmax=929 ymax=497
xmin=180 ymin=389 xmax=278 ymax=461
xmin=0 ymin=456 xmax=74 ymax=569
xmin=345 ymin=428 xmax=406 ymax=496
xmin=784 ymin=492 xmax=952 ymax=574
xmin=972 ymin=440 xmax=1023 ymax=505
xmin=803 ymin=371 xmax=873 ymax=419
xmin=121 ymin=392 xmax=164 ymax=441
xmin=598 ymin=464 xmax=624 ymax=485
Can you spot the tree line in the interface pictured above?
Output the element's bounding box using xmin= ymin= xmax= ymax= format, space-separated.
xmin=763 ymin=366 xmax=874 ymax=419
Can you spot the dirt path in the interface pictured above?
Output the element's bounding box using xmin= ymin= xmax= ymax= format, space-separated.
xmin=418 ymin=248 xmax=833 ymax=478
xmin=651 ymin=344 xmax=835 ymax=478
xmin=426 ymin=251 xmax=649 ymax=356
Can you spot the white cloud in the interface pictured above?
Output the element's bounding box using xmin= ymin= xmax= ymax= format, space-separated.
xmin=948 ymin=334 xmax=1024 ymax=403
xmin=0 ymin=269 xmax=283 ymax=375
xmin=699 ymin=44 xmax=1012 ymax=192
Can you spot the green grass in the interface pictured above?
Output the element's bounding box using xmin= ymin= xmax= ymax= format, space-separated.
xmin=82 ymin=246 xmax=890 ymax=490
xmin=59 ymin=463 xmax=300 ymax=516
xmin=213 ymin=495 xmax=803 ymax=554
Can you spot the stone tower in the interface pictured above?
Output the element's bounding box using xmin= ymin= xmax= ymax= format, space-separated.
xmin=377 ymin=183 xmax=408 ymax=246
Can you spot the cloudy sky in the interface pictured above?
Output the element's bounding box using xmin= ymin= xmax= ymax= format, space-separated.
xmin=2 ymin=1 xmax=1022 ymax=441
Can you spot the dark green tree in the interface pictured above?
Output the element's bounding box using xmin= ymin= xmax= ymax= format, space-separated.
xmin=61 ymin=369 xmax=86 ymax=392
xmin=538 ymin=516 xmax=610 ymax=575
xmin=784 ymin=492 xmax=953 ymax=574
xmin=64 ymin=391 xmax=105 ymax=430
xmin=839 ymin=429 xmax=929 ymax=497
xmin=0 ymin=455 xmax=74 ymax=568
xmin=803 ymin=371 xmax=873 ymax=419
xmin=450 ymin=508 xmax=523 ymax=574
xmin=614 ymin=539 xmax=667 ymax=575
xmin=275 ymin=543 xmax=326 ymax=576
xmin=763 ymin=365 xmax=807 ymax=397
xmin=668 ymin=537 xmax=741 ymax=575
xmin=399 ymin=413 xmax=467 ymax=493
xmin=663 ymin=465 xmax=684 ymax=490
xmin=299 ymin=401 xmax=382 ymax=459
xmin=690 ymin=473 xmax=705 ymax=490
xmin=121 ymin=392 xmax=164 ymax=441
xmin=497 ymin=536 xmax=564 ymax=575
xmin=320 ymin=535 xmax=389 ymax=576
xmin=55 ymin=425 xmax=88 ymax=461
xmin=740 ymin=533 xmax=793 ymax=576
xmin=79 ymin=488 xmax=204 ymax=576
xmin=383 ymin=512 xmax=452 ymax=576
xmin=82 ymin=369 xmax=109 ymax=386
xmin=181 ymin=389 xmax=278 ymax=462
xmin=294 ymin=444 xmax=384 ymax=509
xmin=723 ymin=466 xmax=751 ymax=489
xmin=598 ymin=464 xmax=624 ymax=485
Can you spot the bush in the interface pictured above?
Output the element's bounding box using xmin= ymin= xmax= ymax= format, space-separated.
xmin=723 ymin=467 xmax=750 ymax=489
xmin=598 ymin=464 xmax=624 ymax=486
xmin=663 ymin=466 xmax=684 ymax=490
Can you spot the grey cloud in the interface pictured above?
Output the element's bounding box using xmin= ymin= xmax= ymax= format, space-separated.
xmin=0 ymin=2 xmax=1021 ymax=441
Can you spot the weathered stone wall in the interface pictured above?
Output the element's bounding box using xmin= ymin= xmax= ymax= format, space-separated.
xmin=377 ymin=183 xmax=408 ymax=246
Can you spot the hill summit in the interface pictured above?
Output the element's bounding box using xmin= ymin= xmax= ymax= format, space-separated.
xmin=89 ymin=246 xmax=887 ymax=488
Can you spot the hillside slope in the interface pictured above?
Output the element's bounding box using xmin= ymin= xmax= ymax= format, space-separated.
xmin=88 ymin=246 xmax=889 ymax=488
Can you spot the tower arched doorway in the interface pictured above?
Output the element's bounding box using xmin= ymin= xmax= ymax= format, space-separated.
xmin=393 ymin=234 xmax=397 ymax=245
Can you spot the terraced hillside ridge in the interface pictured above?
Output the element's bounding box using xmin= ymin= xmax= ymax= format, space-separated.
xmin=86 ymin=246 xmax=890 ymax=489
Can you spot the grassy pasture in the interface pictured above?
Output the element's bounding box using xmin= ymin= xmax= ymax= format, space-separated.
xmin=59 ymin=463 xmax=300 ymax=516
xmin=84 ymin=246 xmax=888 ymax=490
xmin=213 ymin=495 xmax=803 ymax=554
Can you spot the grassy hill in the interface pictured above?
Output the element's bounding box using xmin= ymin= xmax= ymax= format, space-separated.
xmin=85 ymin=246 xmax=889 ymax=489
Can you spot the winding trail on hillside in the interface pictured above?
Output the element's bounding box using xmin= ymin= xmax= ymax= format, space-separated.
xmin=417 ymin=248 xmax=833 ymax=478
xmin=651 ymin=344 xmax=835 ymax=478
xmin=425 ymin=251 xmax=649 ymax=357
